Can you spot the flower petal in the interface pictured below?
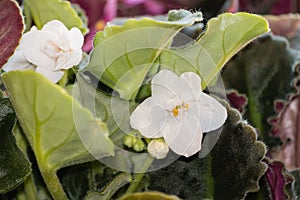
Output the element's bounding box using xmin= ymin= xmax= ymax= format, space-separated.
xmin=163 ymin=115 xmax=203 ymax=157
xmin=3 ymin=49 xmax=35 ymax=71
xmin=55 ymin=49 xmax=82 ymax=70
xmin=42 ymin=20 xmax=69 ymax=36
xmin=20 ymin=30 xmax=54 ymax=68
xmin=151 ymin=70 xmax=179 ymax=104
xmin=130 ymin=97 xmax=167 ymax=138
xmin=68 ymin=27 xmax=84 ymax=49
xmin=171 ymin=71 xmax=202 ymax=102
xmin=190 ymin=93 xmax=227 ymax=132
xmin=35 ymin=66 xmax=64 ymax=83
xmin=179 ymin=71 xmax=202 ymax=95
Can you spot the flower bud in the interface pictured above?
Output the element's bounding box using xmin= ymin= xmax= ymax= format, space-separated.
xmin=133 ymin=139 xmax=145 ymax=152
xmin=147 ymin=139 xmax=169 ymax=159
xmin=123 ymin=135 xmax=137 ymax=148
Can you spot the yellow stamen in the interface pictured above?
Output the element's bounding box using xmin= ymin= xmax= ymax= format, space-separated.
xmin=171 ymin=103 xmax=189 ymax=117
xmin=172 ymin=108 xmax=179 ymax=117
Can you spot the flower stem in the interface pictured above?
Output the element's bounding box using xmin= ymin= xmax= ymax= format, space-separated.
xmin=125 ymin=155 xmax=154 ymax=195
xmin=58 ymin=70 xmax=68 ymax=88
xmin=42 ymin=171 xmax=68 ymax=200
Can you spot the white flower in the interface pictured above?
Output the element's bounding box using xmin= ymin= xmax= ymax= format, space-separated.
xmin=130 ymin=70 xmax=227 ymax=157
xmin=3 ymin=20 xmax=84 ymax=83
xmin=147 ymin=139 xmax=169 ymax=159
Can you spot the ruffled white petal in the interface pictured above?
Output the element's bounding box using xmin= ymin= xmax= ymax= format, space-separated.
xmin=151 ymin=70 xmax=178 ymax=105
xmin=20 ymin=29 xmax=55 ymax=68
xmin=68 ymin=27 xmax=84 ymax=49
xmin=190 ymin=93 xmax=227 ymax=132
xmin=36 ymin=66 xmax=64 ymax=83
xmin=130 ymin=98 xmax=166 ymax=138
xmin=3 ymin=49 xmax=35 ymax=71
xmin=42 ymin=20 xmax=69 ymax=36
xmin=55 ymin=49 xmax=82 ymax=70
xmin=163 ymin=115 xmax=203 ymax=157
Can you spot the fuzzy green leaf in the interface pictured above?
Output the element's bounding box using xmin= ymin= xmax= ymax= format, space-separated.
xmin=0 ymin=0 xmax=24 ymax=68
xmin=0 ymin=99 xmax=31 ymax=194
xmin=160 ymin=12 xmax=270 ymax=88
xmin=25 ymin=0 xmax=87 ymax=34
xmin=85 ymin=10 xmax=202 ymax=100
xmin=84 ymin=172 xmax=132 ymax=200
xmin=149 ymin=101 xmax=267 ymax=200
xmin=222 ymin=34 xmax=300 ymax=147
xmin=2 ymin=70 xmax=114 ymax=200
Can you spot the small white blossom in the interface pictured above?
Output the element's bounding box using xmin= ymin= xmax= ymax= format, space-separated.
xmin=147 ymin=139 xmax=169 ymax=159
xmin=130 ymin=70 xmax=227 ymax=157
xmin=3 ymin=20 xmax=84 ymax=83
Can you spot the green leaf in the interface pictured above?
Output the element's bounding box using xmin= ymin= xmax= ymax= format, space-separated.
xmin=73 ymin=74 xmax=152 ymax=172
xmin=59 ymin=163 xmax=92 ymax=200
xmin=119 ymin=191 xmax=181 ymax=200
xmin=85 ymin=10 xmax=202 ymax=100
xmin=85 ymin=172 xmax=131 ymax=200
xmin=222 ymin=34 xmax=300 ymax=147
xmin=25 ymin=0 xmax=88 ymax=34
xmin=73 ymin=74 xmax=136 ymax=139
xmin=0 ymin=0 xmax=24 ymax=68
xmin=160 ymin=12 xmax=270 ymax=88
xmin=0 ymin=98 xmax=31 ymax=194
xmin=2 ymin=70 xmax=114 ymax=200
xmin=148 ymin=100 xmax=267 ymax=199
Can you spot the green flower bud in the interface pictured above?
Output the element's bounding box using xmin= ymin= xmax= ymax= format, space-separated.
xmin=133 ymin=139 xmax=145 ymax=152
xmin=123 ymin=134 xmax=137 ymax=148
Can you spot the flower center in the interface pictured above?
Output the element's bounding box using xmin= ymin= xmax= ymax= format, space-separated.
xmin=42 ymin=41 xmax=64 ymax=58
xmin=171 ymin=103 xmax=189 ymax=117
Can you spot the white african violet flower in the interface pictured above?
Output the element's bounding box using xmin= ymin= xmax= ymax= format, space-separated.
xmin=3 ymin=20 xmax=84 ymax=83
xmin=130 ymin=70 xmax=227 ymax=157
xmin=147 ymin=139 xmax=169 ymax=159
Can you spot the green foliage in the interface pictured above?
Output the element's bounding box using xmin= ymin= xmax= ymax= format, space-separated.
xmin=2 ymin=70 xmax=114 ymax=199
xmin=73 ymin=74 xmax=137 ymax=141
xmin=0 ymin=0 xmax=24 ymax=68
xmin=85 ymin=10 xmax=202 ymax=100
xmin=85 ymin=172 xmax=131 ymax=200
xmin=73 ymin=74 xmax=152 ymax=172
xmin=86 ymin=13 xmax=268 ymax=100
xmin=160 ymin=12 xmax=270 ymax=89
xmin=86 ymin=12 xmax=269 ymax=100
xmin=222 ymin=34 xmax=300 ymax=147
xmin=148 ymin=101 xmax=267 ymax=200
xmin=25 ymin=0 xmax=88 ymax=34
xmin=0 ymin=99 xmax=31 ymax=194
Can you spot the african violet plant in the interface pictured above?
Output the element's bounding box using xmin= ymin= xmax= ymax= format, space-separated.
xmin=3 ymin=0 xmax=300 ymax=199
